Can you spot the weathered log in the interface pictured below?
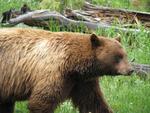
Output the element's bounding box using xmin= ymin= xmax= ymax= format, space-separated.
xmin=64 ymin=8 xmax=96 ymax=22
xmin=132 ymin=63 xmax=150 ymax=76
xmin=1 ymin=2 xmax=150 ymax=31
xmin=83 ymin=2 xmax=150 ymax=28
xmin=7 ymin=10 xmax=149 ymax=33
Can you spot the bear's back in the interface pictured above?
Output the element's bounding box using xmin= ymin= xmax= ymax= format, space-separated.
xmin=0 ymin=28 xmax=92 ymax=101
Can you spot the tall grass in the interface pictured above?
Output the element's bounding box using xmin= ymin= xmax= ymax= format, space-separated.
xmin=39 ymin=0 xmax=84 ymax=12
xmin=92 ymin=0 xmax=150 ymax=12
xmin=101 ymin=75 xmax=150 ymax=113
xmin=0 ymin=0 xmax=39 ymax=14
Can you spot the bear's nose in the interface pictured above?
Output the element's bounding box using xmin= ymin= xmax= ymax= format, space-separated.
xmin=128 ymin=68 xmax=134 ymax=75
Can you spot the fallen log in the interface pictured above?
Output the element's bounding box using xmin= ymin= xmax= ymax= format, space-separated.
xmin=1 ymin=2 xmax=150 ymax=31
xmin=6 ymin=10 xmax=149 ymax=33
xmin=132 ymin=63 xmax=150 ymax=76
xmin=83 ymin=2 xmax=150 ymax=28
xmin=64 ymin=8 xmax=97 ymax=22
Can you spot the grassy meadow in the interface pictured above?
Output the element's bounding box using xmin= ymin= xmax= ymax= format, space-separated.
xmin=0 ymin=0 xmax=150 ymax=113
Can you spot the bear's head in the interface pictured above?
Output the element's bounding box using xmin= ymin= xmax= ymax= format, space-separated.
xmin=90 ymin=34 xmax=133 ymax=76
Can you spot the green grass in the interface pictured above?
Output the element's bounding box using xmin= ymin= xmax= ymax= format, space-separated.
xmin=39 ymin=0 xmax=84 ymax=12
xmin=0 ymin=0 xmax=39 ymax=14
xmin=92 ymin=0 xmax=150 ymax=12
xmin=0 ymin=0 xmax=150 ymax=113
xmin=101 ymin=75 xmax=150 ymax=113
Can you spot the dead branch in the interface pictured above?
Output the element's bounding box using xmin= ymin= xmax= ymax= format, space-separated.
xmin=83 ymin=2 xmax=150 ymax=28
xmin=132 ymin=63 xmax=150 ymax=76
xmin=64 ymin=8 xmax=96 ymax=22
xmin=6 ymin=10 xmax=149 ymax=33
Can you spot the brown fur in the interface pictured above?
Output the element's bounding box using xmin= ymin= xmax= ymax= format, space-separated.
xmin=0 ymin=28 xmax=132 ymax=113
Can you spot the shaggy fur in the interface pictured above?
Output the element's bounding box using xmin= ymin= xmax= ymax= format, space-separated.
xmin=0 ymin=28 xmax=132 ymax=113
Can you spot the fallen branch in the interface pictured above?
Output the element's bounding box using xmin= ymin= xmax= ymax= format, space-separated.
xmin=132 ymin=63 xmax=150 ymax=76
xmin=6 ymin=10 xmax=149 ymax=33
xmin=64 ymin=8 xmax=97 ymax=22
xmin=83 ymin=2 xmax=150 ymax=28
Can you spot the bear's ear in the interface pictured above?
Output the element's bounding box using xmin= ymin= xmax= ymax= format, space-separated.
xmin=115 ymin=34 xmax=121 ymax=43
xmin=90 ymin=34 xmax=101 ymax=48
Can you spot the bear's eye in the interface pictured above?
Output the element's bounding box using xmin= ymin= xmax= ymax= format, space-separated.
xmin=114 ymin=55 xmax=123 ymax=63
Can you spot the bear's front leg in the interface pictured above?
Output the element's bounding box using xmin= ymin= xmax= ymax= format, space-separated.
xmin=70 ymin=78 xmax=113 ymax=113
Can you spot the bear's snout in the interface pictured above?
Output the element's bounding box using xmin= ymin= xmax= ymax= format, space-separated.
xmin=118 ymin=66 xmax=134 ymax=76
xmin=127 ymin=68 xmax=134 ymax=75
xmin=116 ymin=62 xmax=134 ymax=76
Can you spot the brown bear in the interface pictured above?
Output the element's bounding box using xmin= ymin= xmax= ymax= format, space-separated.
xmin=0 ymin=28 xmax=133 ymax=113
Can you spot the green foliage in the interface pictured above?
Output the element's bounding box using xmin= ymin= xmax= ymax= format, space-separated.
xmin=39 ymin=0 xmax=84 ymax=12
xmin=0 ymin=0 xmax=39 ymax=13
xmin=92 ymin=0 xmax=150 ymax=12
xmin=64 ymin=0 xmax=84 ymax=9
xmin=39 ymin=0 xmax=61 ymax=11
xmin=15 ymin=102 xmax=28 ymax=113
xmin=55 ymin=101 xmax=78 ymax=113
xmin=101 ymin=75 xmax=150 ymax=113
xmin=48 ymin=19 xmax=89 ymax=33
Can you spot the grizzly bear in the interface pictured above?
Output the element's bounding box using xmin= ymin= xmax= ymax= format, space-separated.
xmin=0 ymin=28 xmax=133 ymax=113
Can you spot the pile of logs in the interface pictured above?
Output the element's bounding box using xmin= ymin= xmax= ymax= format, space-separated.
xmin=83 ymin=2 xmax=150 ymax=28
xmin=1 ymin=2 xmax=150 ymax=33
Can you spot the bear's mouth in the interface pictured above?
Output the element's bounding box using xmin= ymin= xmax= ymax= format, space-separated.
xmin=103 ymin=70 xmax=134 ymax=76
xmin=116 ymin=69 xmax=134 ymax=76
